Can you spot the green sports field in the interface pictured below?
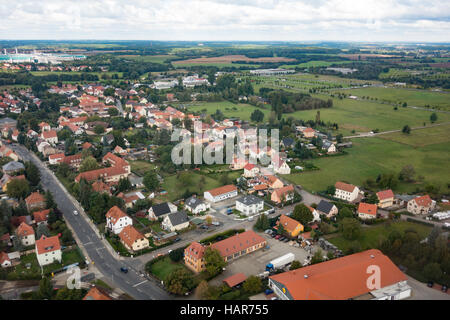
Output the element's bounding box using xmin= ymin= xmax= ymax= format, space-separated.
xmin=184 ymin=101 xmax=271 ymax=122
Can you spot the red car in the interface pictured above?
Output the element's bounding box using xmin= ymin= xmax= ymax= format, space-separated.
xmin=275 ymin=235 xmax=281 ymax=240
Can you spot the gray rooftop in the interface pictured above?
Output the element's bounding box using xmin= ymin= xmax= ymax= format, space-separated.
xmin=2 ymin=161 xmax=25 ymax=172
xmin=237 ymin=195 xmax=263 ymax=206
xmin=185 ymin=196 xmax=204 ymax=209
xmin=168 ymin=211 xmax=189 ymax=227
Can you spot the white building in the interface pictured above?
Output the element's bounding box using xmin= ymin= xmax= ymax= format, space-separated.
xmin=204 ymin=185 xmax=238 ymax=203
xmin=162 ymin=211 xmax=190 ymax=232
xmin=35 ymin=235 xmax=62 ymax=267
xmin=236 ymin=195 xmax=264 ymax=216
xmin=105 ymin=206 xmax=133 ymax=235
xmin=334 ymin=182 xmax=360 ymax=202
xmin=185 ymin=196 xmax=210 ymax=214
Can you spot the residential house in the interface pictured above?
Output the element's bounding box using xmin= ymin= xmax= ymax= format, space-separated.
xmin=83 ymin=286 xmax=113 ymax=300
xmin=306 ymin=205 xmax=321 ymax=223
xmin=184 ymin=196 xmax=210 ymax=214
xmin=261 ymin=175 xmax=284 ymax=189
xmin=25 ymin=192 xmax=46 ymax=211
xmin=184 ymin=241 xmax=206 ymax=273
xmin=272 ymin=156 xmax=291 ymax=175
xmin=407 ymin=195 xmax=436 ymax=215
xmin=322 ymin=140 xmax=336 ymax=154
xmin=162 ymin=211 xmax=190 ymax=232
xmin=119 ymin=226 xmax=149 ymax=252
xmin=204 ymin=185 xmax=238 ymax=203
xmin=35 ymin=235 xmax=62 ymax=267
xmin=2 ymin=161 xmax=25 ymax=175
xmin=271 ymin=185 xmax=295 ymax=204
xmin=268 ymin=249 xmax=411 ymax=300
xmin=148 ymin=202 xmax=177 ymax=221
xmin=105 ymin=206 xmax=133 ymax=234
xmin=358 ymin=203 xmax=378 ymax=220
xmin=281 ymin=137 xmax=294 ymax=149
xmin=316 ymin=200 xmax=339 ymax=218
xmin=33 ymin=209 xmax=50 ymax=226
xmin=62 ymin=153 xmax=83 ymax=169
xmin=243 ymin=163 xmax=259 ymax=178
xmin=0 ymin=252 xmax=11 ymax=268
xmin=275 ymin=215 xmax=304 ymax=238
xmin=302 ymin=127 xmax=315 ymax=138
xmin=334 ymin=182 xmax=360 ymax=202
xmin=16 ymin=222 xmax=35 ymax=246
xmin=48 ymin=153 xmax=65 ymax=165
xmin=41 ymin=130 xmax=58 ymax=145
xmin=376 ymin=190 xmax=395 ymax=208
xmin=235 ymin=195 xmax=264 ymax=216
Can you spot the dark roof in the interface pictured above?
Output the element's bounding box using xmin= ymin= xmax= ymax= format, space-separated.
xmin=317 ymin=200 xmax=335 ymax=214
xmin=151 ymin=202 xmax=171 ymax=217
xmin=237 ymin=195 xmax=263 ymax=206
xmin=185 ymin=196 xmax=204 ymax=209
xmin=282 ymin=137 xmax=294 ymax=147
xmin=168 ymin=211 xmax=189 ymax=226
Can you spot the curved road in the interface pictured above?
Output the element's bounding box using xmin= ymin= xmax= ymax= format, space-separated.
xmin=9 ymin=143 xmax=170 ymax=300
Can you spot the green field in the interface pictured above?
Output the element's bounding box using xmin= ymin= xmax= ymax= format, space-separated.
xmin=173 ymin=62 xmax=260 ymax=68
xmin=184 ymin=101 xmax=271 ymax=122
xmin=281 ymin=60 xmax=354 ymax=69
xmin=130 ymin=160 xmax=156 ymax=176
xmin=149 ymin=256 xmax=192 ymax=281
xmin=379 ymin=124 xmax=450 ymax=147
xmin=345 ymin=87 xmax=450 ymax=110
xmin=121 ymin=55 xmax=178 ymax=64
xmin=285 ymin=131 xmax=450 ymax=194
xmin=327 ymin=221 xmax=432 ymax=252
xmin=30 ymin=71 xmax=123 ymax=77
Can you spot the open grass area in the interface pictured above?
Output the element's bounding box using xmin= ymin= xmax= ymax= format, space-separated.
xmin=285 ymin=135 xmax=450 ymax=194
xmin=281 ymin=60 xmax=354 ymax=69
xmin=327 ymin=220 xmax=432 ymax=252
xmin=184 ymin=101 xmax=271 ymax=122
xmin=121 ymin=55 xmax=178 ymax=64
xmin=130 ymin=160 xmax=156 ymax=176
xmin=288 ymin=94 xmax=450 ymax=136
xmin=379 ymin=124 xmax=450 ymax=147
xmin=173 ymin=62 xmax=260 ymax=68
xmin=30 ymin=71 xmax=123 ymax=77
xmin=160 ymin=170 xmax=240 ymax=201
xmin=345 ymin=87 xmax=450 ymax=110
xmin=149 ymin=256 xmax=192 ymax=281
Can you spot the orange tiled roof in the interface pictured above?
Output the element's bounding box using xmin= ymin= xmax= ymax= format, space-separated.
xmin=119 ymin=225 xmax=145 ymax=248
xmin=42 ymin=130 xmax=57 ymax=139
xmin=223 ymin=273 xmax=247 ymax=287
xmin=273 ymin=185 xmax=294 ymax=198
xmin=106 ymin=206 xmax=128 ymax=224
xmin=185 ymin=241 xmax=206 ymax=260
xmin=335 ymin=181 xmax=357 ymax=193
xmin=376 ymin=189 xmax=394 ymax=201
xmin=75 ymin=166 xmax=127 ymax=183
xmin=25 ymin=192 xmax=45 ymax=205
xmin=358 ymin=202 xmax=377 ymax=216
xmin=206 ymin=184 xmax=237 ymax=197
xmin=16 ymin=222 xmax=34 ymax=237
xmin=269 ymin=249 xmax=407 ymax=300
xmin=33 ymin=209 xmax=50 ymax=223
xmin=413 ymin=195 xmax=432 ymax=207
xmin=83 ymin=287 xmax=112 ymax=300
xmin=210 ymin=230 xmax=266 ymax=258
xmin=276 ymin=214 xmax=302 ymax=234
xmin=36 ymin=235 xmax=61 ymax=255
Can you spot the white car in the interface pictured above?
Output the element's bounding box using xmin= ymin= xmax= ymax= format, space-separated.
xmin=73 ymin=210 xmax=78 ymax=215
xmin=444 ymin=222 xmax=450 ymax=228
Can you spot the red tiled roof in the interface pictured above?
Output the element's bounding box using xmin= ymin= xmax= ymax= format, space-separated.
xmin=275 ymin=214 xmax=302 ymax=234
xmin=105 ymin=206 xmax=128 ymax=224
xmin=376 ymin=189 xmax=394 ymax=201
xmin=223 ymin=273 xmax=247 ymax=287
xmin=75 ymin=166 xmax=127 ymax=183
xmin=16 ymin=222 xmax=34 ymax=237
xmin=42 ymin=130 xmax=57 ymax=139
xmin=358 ymin=203 xmax=377 ymax=216
xmin=83 ymin=287 xmax=112 ymax=300
xmin=273 ymin=185 xmax=294 ymax=198
xmin=211 ymin=230 xmax=266 ymax=258
xmin=82 ymin=142 xmax=93 ymax=149
xmin=413 ymin=195 xmax=432 ymax=207
xmin=335 ymin=181 xmax=357 ymax=193
xmin=36 ymin=235 xmax=61 ymax=255
xmin=119 ymin=225 xmax=145 ymax=248
xmin=244 ymin=163 xmax=256 ymax=171
xmin=0 ymin=252 xmax=10 ymax=264
xmin=49 ymin=153 xmax=65 ymax=160
xmin=269 ymin=249 xmax=407 ymax=300
xmin=33 ymin=209 xmax=50 ymax=223
xmin=206 ymin=184 xmax=237 ymax=197
xmin=185 ymin=241 xmax=206 ymax=260
xmin=25 ymin=192 xmax=45 ymax=205
xmin=254 ymin=184 xmax=268 ymax=191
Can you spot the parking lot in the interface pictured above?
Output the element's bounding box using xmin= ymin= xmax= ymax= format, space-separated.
xmin=209 ymin=233 xmax=324 ymax=286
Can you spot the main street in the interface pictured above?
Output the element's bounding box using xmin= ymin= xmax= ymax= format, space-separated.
xmin=9 ymin=143 xmax=170 ymax=300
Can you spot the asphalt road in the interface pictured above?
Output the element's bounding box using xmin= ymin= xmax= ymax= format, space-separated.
xmin=9 ymin=143 xmax=170 ymax=300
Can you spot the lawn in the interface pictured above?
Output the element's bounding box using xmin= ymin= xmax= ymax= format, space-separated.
xmin=327 ymin=221 xmax=433 ymax=252
xmin=184 ymin=101 xmax=271 ymax=122
xmin=285 ymin=135 xmax=450 ymax=194
xmin=280 ymin=60 xmax=354 ymax=69
xmin=160 ymin=170 xmax=240 ymax=201
xmin=149 ymin=256 xmax=192 ymax=281
xmin=379 ymin=124 xmax=450 ymax=147
xmin=130 ymin=160 xmax=156 ymax=176
xmin=120 ymin=55 xmax=178 ymax=64
xmin=344 ymin=87 xmax=450 ymax=110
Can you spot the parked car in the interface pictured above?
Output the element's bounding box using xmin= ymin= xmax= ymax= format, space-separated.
xmin=442 ymin=285 xmax=448 ymax=293
xmin=283 ymin=238 xmax=289 ymax=243
xmin=120 ymin=267 xmax=129 ymax=273
xmin=174 ymin=237 xmax=181 ymax=242
xmin=427 ymin=281 xmax=434 ymax=288
xmin=279 ymin=236 xmax=286 ymax=241
xmin=265 ymin=289 xmax=274 ymax=295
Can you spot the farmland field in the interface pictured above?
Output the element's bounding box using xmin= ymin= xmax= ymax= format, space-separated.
xmin=183 ymin=101 xmax=271 ymax=122
xmin=280 ymin=60 xmax=354 ymax=69
xmin=343 ymin=86 xmax=450 ymax=110
xmin=173 ymin=54 xmax=296 ymax=65
xmin=120 ymin=55 xmax=178 ymax=64
xmin=285 ymin=132 xmax=450 ymax=194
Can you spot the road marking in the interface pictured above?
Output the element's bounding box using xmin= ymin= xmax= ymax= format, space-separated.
xmin=83 ymin=242 xmax=93 ymax=246
xmin=133 ymin=280 xmax=148 ymax=287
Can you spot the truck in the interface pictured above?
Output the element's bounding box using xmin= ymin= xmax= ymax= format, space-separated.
xmin=265 ymin=253 xmax=295 ymax=272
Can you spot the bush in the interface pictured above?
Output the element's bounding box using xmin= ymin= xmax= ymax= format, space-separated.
xmin=169 ymin=247 xmax=184 ymax=262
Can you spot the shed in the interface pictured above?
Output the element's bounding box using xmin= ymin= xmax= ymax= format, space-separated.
xmin=223 ymin=273 xmax=247 ymax=288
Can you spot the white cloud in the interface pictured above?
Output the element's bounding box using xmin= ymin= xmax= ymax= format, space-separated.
xmin=0 ymin=0 xmax=449 ymax=41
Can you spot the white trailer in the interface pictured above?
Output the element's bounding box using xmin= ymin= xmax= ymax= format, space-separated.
xmin=266 ymin=253 xmax=295 ymax=271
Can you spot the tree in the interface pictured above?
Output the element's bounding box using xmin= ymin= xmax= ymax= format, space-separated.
xmin=37 ymin=277 xmax=54 ymax=300
xmin=340 ymin=218 xmax=361 ymax=240
xmin=25 ymin=162 xmax=40 ymax=186
xmin=290 ymin=260 xmax=302 ymax=270
xmin=291 ymin=204 xmax=313 ymax=225
xmin=45 ymin=191 xmax=57 ymax=210
xmin=79 ymin=156 xmax=99 ymax=173
xmin=169 ymin=247 xmax=184 ymax=262
xmin=423 ymin=263 xmax=442 ymax=282
xmin=143 ymin=172 xmax=160 ymax=191
xmin=337 ymin=207 xmax=354 ymax=220
xmin=311 ymin=249 xmax=324 ymax=265
xmin=242 ymin=275 xmax=262 ymax=294
xmin=254 ymin=214 xmax=270 ymax=232
xmin=6 ymin=179 xmax=30 ymax=199
xmin=204 ymin=248 xmax=226 ymax=277
xmin=277 ymin=223 xmax=286 ymax=235
xmin=399 ymin=165 xmax=415 ymax=182
xmin=94 ymin=125 xmax=105 ymax=135
xmin=165 ymin=269 xmax=195 ymax=295
xmin=250 ymin=109 xmax=264 ymax=123
xmin=430 ymin=112 xmax=437 ymax=123
xmin=36 ymin=224 xmax=50 ymax=239
xmin=195 ymin=280 xmax=209 ymax=300
xmin=117 ymin=178 xmax=131 ymax=193
xmin=402 ymin=125 xmax=411 ymax=134
xmin=325 ymin=185 xmax=336 ymax=195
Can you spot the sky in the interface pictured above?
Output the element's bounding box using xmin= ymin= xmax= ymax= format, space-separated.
xmin=0 ymin=0 xmax=449 ymax=42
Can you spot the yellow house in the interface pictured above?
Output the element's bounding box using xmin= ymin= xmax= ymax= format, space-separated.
xmin=275 ymin=214 xmax=304 ymax=238
xmin=119 ymin=226 xmax=149 ymax=252
xmin=376 ymin=190 xmax=395 ymax=208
